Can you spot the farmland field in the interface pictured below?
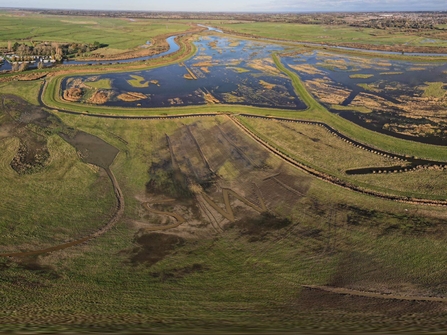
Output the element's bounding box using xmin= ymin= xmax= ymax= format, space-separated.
xmin=0 ymin=11 xmax=191 ymax=53
xmin=215 ymin=21 xmax=447 ymax=49
xmin=2 ymin=10 xmax=447 ymax=334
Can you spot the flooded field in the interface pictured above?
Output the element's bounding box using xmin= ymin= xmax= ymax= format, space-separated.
xmin=282 ymin=51 xmax=447 ymax=144
xmin=62 ymin=36 xmax=305 ymax=109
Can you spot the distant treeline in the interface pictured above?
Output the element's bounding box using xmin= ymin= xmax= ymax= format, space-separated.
xmin=2 ymin=41 xmax=107 ymax=59
xmin=32 ymin=9 xmax=447 ymax=29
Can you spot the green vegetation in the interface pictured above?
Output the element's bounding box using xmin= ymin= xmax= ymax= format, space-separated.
xmin=0 ymin=12 xmax=191 ymax=52
xmin=227 ymin=66 xmax=250 ymax=73
xmin=3 ymin=16 xmax=447 ymax=333
xmin=127 ymin=74 xmax=149 ymax=87
xmin=272 ymin=53 xmax=447 ymax=162
xmin=216 ymin=22 xmax=447 ymax=48
xmin=0 ymin=135 xmax=115 ymax=249
xmin=380 ymin=71 xmax=404 ymax=75
xmin=422 ymin=82 xmax=446 ymax=98
xmin=0 ymin=80 xmax=42 ymax=105
xmin=356 ymin=82 xmax=380 ymax=92
xmin=239 ymin=117 xmax=447 ymax=200
xmin=2 ymin=112 xmax=447 ymax=332
xmin=85 ymin=78 xmax=112 ymax=89
xmin=349 ymin=73 xmax=374 ymax=79
xmin=330 ymin=104 xmax=372 ymax=113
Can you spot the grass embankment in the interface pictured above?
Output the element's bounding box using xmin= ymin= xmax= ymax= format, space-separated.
xmin=239 ymin=117 xmax=447 ymax=200
xmin=43 ymin=50 xmax=447 ymax=165
xmin=271 ymin=53 xmax=447 ymax=162
xmin=42 ymin=35 xmax=198 ymax=111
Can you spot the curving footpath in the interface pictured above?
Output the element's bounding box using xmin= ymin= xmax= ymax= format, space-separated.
xmin=302 ymin=285 xmax=447 ymax=303
xmin=0 ymin=168 xmax=124 ymax=258
xmin=141 ymin=202 xmax=186 ymax=232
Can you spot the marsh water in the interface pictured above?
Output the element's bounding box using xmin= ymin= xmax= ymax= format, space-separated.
xmin=56 ymin=32 xmax=447 ymax=144
xmin=282 ymin=51 xmax=447 ymax=145
xmin=62 ymin=36 xmax=306 ymax=109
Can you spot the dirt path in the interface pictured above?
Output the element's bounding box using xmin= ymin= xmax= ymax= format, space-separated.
xmin=140 ymin=202 xmax=186 ymax=232
xmin=303 ymin=285 xmax=447 ymax=303
xmin=0 ymin=168 xmax=124 ymax=258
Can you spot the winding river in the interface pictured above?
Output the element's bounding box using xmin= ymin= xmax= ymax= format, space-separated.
xmin=0 ymin=35 xmax=181 ymax=72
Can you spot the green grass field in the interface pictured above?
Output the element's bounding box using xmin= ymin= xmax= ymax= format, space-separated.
xmin=349 ymin=73 xmax=374 ymax=79
xmin=0 ymin=11 xmax=191 ymax=51
xmin=0 ymin=80 xmax=42 ymax=105
xmin=0 ymin=135 xmax=116 ymax=251
xmin=3 ymin=109 xmax=447 ymax=332
xmin=215 ymin=22 xmax=447 ymax=48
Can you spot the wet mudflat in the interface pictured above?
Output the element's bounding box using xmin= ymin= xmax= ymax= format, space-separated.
xmin=59 ymin=131 xmax=118 ymax=169
xmin=1 ymin=94 xmax=118 ymax=171
xmin=62 ymin=36 xmax=306 ymax=109
xmin=283 ymin=51 xmax=447 ymax=144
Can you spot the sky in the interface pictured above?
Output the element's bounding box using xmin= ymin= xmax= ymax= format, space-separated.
xmin=1 ymin=0 xmax=446 ymax=12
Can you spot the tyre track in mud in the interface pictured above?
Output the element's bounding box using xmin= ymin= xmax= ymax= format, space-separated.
xmin=138 ymin=202 xmax=186 ymax=232
xmin=201 ymin=188 xmax=267 ymax=222
xmin=302 ymin=285 xmax=447 ymax=303
xmin=0 ymin=168 xmax=124 ymax=258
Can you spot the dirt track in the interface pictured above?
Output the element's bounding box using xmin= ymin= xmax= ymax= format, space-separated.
xmin=303 ymin=285 xmax=447 ymax=302
xmin=201 ymin=188 xmax=267 ymax=222
xmin=141 ymin=202 xmax=186 ymax=231
xmin=0 ymin=168 xmax=124 ymax=258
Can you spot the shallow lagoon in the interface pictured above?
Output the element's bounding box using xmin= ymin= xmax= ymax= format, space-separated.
xmin=283 ymin=51 xmax=447 ymax=144
xmin=62 ymin=36 xmax=306 ymax=110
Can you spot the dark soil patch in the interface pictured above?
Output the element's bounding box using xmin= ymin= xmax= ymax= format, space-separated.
xmin=150 ymin=263 xmax=207 ymax=282
xmin=128 ymin=232 xmax=185 ymax=267
xmin=1 ymin=94 xmax=119 ymax=171
xmin=17 ymin=257 xmax=61 ymax=280
xmin=293 ymin=287 xmax=444 ymax=319
xmin=60 ymin=130 xmax=119 ymax=169
xmin=226 ymin=212 xmax=292 ymax=242
xmin=329 ymin=251 xmax=394 ymax=289
xmin=1 ymin=95 xmax=54 ymax=174
xmin=10 ymin=138 xmax=49 ymax=175
xmin=0 ymin=257 xmax=60 ymax=288
xmin=146 ymin=157 xmax=193 ymax=200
